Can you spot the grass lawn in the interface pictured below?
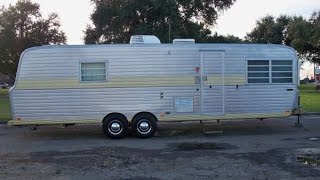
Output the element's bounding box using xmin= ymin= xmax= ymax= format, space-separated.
xmin=299 ymin=84 xmax=320 ymax=113
xmin=0 ymin=89 xmax=11 ymax=122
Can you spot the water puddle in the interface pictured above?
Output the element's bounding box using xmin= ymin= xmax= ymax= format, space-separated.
xmin=308 ymin=137 xmax=320 ymax=141
xmin=297 ymin=154 xmax=320 ymax=167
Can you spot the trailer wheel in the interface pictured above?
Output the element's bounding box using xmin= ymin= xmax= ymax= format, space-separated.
xmin=132 ymin=113 xmax=157 ymax=138
xmin=103 ymin=114 xmax=128 ymax=139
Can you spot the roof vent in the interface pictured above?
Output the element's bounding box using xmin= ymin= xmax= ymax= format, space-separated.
xmin=130 ymin=35 xmax=161 ymax=44
xmin=173 ymin=39 xmax=195 ymax=44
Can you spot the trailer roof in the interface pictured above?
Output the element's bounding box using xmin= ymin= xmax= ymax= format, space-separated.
xmin=41 ymin=43 xmax=290 ymax=49
xmin=22 ymin=43 xmax=296 ymax=59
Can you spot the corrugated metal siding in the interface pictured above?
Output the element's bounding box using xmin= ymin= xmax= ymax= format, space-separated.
xmin=201 ymin=51 xmax=223 ymax=114
xmin=10 ymin=44 xmax=298 ymax=122
xmin=11 ymin=87 xmax=196 ymax=121
xmin=225 ymin=85 xmax=296 ymax=114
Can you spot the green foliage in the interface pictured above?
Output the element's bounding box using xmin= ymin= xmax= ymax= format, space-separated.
xmin=288 ymin=12 xmax=320 ymax=63
xmin=0 ymin=89 xmax=10 ymax=121
xmin=84 ymin=0 xmax=237 ymax=44
xmin=246 ymin=15 xmax=291 ymax=44
xmin=204 ymin=33 xmax=243 ymax=43
xmin=246 ymin=10 xmax=320 ymax=64
xmin=299 ymin=84 xmax=316 ymax=93
xmin=0 ymin=0 xmax=66 ymax=82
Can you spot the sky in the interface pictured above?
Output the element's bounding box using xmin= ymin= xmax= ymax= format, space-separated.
xmin=1 ymin=0 xmax=320 ymax=45
xmin=215 ymin=0 xmax=320 ymax=38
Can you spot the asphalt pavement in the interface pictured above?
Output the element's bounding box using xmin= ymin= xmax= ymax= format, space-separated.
xmin=0 ymin=115 xmax=320 ymax=179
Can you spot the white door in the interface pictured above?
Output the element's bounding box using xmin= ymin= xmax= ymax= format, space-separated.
xmin=200 ymin=51 xmax=225 ymax=115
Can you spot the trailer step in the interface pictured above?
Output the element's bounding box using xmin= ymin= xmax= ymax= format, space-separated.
xmin=202 ymin=130 xmax=223 ymax=134
xmin=200 ymin=120 xmax=224 ymax=134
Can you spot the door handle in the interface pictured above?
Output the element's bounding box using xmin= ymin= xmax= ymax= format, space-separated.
xmin=194 ymin=76 xmax=201 ymax=84
xmin=202 ymin=76 xmax=207 ymax=81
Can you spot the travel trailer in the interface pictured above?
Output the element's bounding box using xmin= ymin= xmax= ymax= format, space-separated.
xmin=9 ymin=35 xmax=299 ymax=138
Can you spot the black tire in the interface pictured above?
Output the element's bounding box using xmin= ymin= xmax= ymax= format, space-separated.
xmin=132 ymin=113 xmax=157 ymax=138
xmin=103 ymin=114 xmax=128 ymax=139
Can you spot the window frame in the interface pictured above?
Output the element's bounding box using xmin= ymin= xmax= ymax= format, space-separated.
xmin=246 ymin=59 xmax=270 ymax=84
xmin=79 ymin=60 xmax=109 ymax=83
xmin=246 ymin=59 xmax=293 ymax=85
xmin=271 ymin=60 xmax=293 ymax=84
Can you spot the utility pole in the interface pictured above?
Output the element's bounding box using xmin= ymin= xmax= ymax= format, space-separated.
xmin=314 ymin=62 xmax=316 ymax=82
xmin=168 ymin=19 xmax=171 ymax=43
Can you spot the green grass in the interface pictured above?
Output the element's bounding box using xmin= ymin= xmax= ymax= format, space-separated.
xmin=299 ymin=84 xmax=320 ymax=112
xmin=0 ymin=89 xmax=8 ymax=96
xmin=0 ymin=89 xmax=11 ymax=122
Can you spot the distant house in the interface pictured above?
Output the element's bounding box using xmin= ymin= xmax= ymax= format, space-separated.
xmin=316 ymin=67 xmax=320 ymax=82
xmin=300 ymin=61 xmax=314 ymax=80
xmin=300 ymin=62 xmax=320 ymax=82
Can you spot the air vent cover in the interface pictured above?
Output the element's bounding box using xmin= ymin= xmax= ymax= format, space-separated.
xmin=130 ymin=35 xmax=161 ymax=44
xmin=173 ymin=39 xmax=195 ymax=44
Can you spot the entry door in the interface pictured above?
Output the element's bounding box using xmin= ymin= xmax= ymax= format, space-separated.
xmin=200 ymin=51 xmax=225 ymax=115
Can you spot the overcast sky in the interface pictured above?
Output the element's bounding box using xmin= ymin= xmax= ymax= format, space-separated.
xmin=1 ymin=0 xmax=320 ymax=44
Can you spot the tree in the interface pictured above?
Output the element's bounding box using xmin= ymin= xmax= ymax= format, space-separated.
xmin=287 ymin=11 xmax=320 ymax=63
xmin=0 ymin=0 xmax=66 ymax=83
xmin=204 ymin=33 xmax=243 ymax=43
xmin=309 ymin=11 xmax=320 ymax=63
xmin=246 ymin=11 xmax=320 ymax=64
xmin=84 ymin=0 xmax=236 ymax=44
xmin=246 ymin=15 xmax=291 ymax=44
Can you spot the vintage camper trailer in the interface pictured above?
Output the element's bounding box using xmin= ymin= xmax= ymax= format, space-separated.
xmin=9 ymin=35 xmax=299 ymax=138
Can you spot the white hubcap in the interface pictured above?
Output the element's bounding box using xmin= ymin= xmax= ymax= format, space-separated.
xmin=109 ymin=121 xmax=122 ymax=135
xmin=137 ymin=120 xmax=152 ymax=135
xmin=139 ymin=122 xmax=150 ymax=131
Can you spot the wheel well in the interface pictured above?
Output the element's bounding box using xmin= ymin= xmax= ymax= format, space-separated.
xmin=103 ymin=113 xmax=128 ymax=123
xmin=132 ymin=112 xmax=158 ymax=122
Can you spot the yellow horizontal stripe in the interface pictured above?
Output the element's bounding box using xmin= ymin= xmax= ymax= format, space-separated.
xmin=16 ymin=79 xmax=77 ymax=89
xmin=205 ymin=75 xmax=246 ymax=85
xmin=16 ymin=75 xmax=246 ymax=90
xmin=7 ymin=119 xmax=102 ymax=126
xmin=8 ymin=112 xmax=291 ymax=126
xmin=160 ymin=112 xmax=290 ymax=121
xmin=16 ymin=76 xmax=194 ymax=89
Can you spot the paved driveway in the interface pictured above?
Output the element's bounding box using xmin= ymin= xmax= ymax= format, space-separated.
xmin=0 ymin=116 xmax=320 ymax=180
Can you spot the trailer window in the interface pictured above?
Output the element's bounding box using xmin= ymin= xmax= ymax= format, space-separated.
xmin=271 ymin=60 xmax=292 ymax=83
xmin=247 ymin=60 xmax=293 ymax=84
xmin=247 ymin=60 xmax=270 ymax=83
xmin=80 ymin=62 xmax=107 ymax=82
